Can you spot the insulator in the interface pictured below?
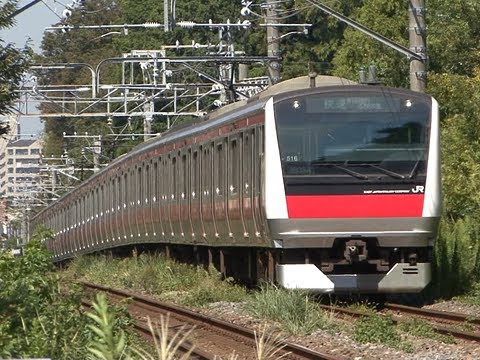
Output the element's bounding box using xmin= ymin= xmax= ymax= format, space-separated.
xmin=177 ymin=21 xmax=195 ymax=28
xmin=143 ymin=22 xmax=161 ymax=28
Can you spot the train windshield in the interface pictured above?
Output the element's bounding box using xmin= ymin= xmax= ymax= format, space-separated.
xmin=274 ymin=89 xmax=431 ymax=179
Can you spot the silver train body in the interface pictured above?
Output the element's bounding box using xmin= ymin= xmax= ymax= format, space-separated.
xmin=32 ymin=76 xmax=441 ymax=293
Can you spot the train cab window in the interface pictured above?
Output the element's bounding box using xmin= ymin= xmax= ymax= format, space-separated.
xmin=274 ymin=91 xmax=431 ymax=178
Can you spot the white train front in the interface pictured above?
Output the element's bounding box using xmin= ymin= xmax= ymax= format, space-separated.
xmin=32 ymin=76 xmax=441 ymax=293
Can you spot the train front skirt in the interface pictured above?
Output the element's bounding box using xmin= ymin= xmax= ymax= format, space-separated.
xmin=276 ymin=263 xmax=431 ymax=293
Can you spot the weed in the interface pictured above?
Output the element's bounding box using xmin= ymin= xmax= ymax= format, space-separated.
xmin=87 ymin=293 xmax=131 ymax=360
xmin=130 ymin=315 xmax=194 ymax=360
xmin=398 ymin=318 xmax=455 ymax=344
xmin=354 ymin=314 xmax=413 ymax=352
xmin=254 ymin=324 xmax=290 ymax=360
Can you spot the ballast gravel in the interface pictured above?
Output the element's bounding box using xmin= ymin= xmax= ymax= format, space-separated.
xmin=196 ymin=300 xmax=480 ymax=360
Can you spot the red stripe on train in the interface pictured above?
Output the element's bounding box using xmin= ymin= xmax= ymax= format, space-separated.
xmin=286 ymin=194 xmax=424 ymax=218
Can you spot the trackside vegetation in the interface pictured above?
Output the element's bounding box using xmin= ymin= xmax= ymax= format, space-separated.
xmin=0 ymin=230 xmax=137 ymax=359
xmin=65 ymin=252 xmax=248 ymax=306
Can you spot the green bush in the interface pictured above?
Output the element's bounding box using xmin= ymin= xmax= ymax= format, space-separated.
xmin=430 ymin=216 xmax=480 ymax=299
xmin=0 ymin=233 xmax=91 ymax=359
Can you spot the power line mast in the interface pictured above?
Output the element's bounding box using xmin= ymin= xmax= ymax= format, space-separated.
xmin=265 ymin=0 xmax=281 ymax=84
xmin=409 ymin=0 xmax=426 ymax=92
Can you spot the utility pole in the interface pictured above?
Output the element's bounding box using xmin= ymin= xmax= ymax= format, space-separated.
xmin=409 ymin=0 xmax=427 ymax=92
xmin=143 ymin=100 xmax=153 ymax=141
xmin=164 ymin=0 xmax=169 ymax=31
xmin=266 ymin=0 xmax=281 ymax=84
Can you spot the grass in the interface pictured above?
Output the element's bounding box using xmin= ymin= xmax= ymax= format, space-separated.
xmin=66 ymin=253 xmax=248 ymax=307
xmin=398 ymin=318 xmax=455 ymax=344
xmin=353 ymin=314 xmax=413 ymax=352
xmin=244 ymin=284 xmax=336 ymax=335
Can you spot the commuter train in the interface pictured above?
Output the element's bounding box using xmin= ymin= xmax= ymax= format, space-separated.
xmin=31 ymin=75 xmax=441 ymax=293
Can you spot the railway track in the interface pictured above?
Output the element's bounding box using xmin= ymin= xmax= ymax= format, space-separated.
xmin=82 ymin=282 xmax=347 ymax=360
xmin=318 ymin=302 xmax=480 ymax=343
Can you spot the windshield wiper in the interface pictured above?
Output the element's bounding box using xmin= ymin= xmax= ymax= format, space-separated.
xmin=311 ymin=163 xmax=369 ymax=180
xmin=408 ymin=160 xmax=421 ymax=179
xmin=367 ymin=164 xmax=405 ymax=179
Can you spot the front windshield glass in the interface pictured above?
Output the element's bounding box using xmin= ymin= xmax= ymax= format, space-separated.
xmin=274 ymin=89 xmax=431 ymax=179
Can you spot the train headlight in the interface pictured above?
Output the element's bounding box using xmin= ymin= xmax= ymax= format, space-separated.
xmin=405 ymin=99 xmax=412 ymax=108
xmin=293 ymin=100 xmax=301 ymax=109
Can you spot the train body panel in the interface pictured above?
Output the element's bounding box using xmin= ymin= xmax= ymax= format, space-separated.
xmin=31 ymin=76 xmax=441 ymax=293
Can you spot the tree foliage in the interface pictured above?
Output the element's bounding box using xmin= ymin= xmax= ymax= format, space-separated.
xmin=0 ymin=0 xmax=31 ymax=135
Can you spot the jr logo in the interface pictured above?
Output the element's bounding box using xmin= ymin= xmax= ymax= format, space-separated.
xmin=411 ymin=185 xmax=425 ymax=193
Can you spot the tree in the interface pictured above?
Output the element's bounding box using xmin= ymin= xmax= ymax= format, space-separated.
xmin=0 ymin=0 xmax=31 ymax=135
xmin=331 ymin=0 xmax=409 ymax=87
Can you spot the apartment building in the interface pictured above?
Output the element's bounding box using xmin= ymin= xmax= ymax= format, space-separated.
xmin=0 ymin=138 xmax=43 ymax=200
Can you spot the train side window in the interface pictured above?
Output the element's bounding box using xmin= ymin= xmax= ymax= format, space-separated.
xmin=192 ymin=150 xmax=198 ymax=198
xmin=124 ymin=172 xmax=128 ymax=207
xmin=230 ymin=137 xmax=239 ymax=194
xmin=203 ymin=144 xmax=212 ymax=196
xmin=215 ymin=142 xmax=225 ymax=196
xmin=243 ymin=131 xmax=251 ymax=194
xmin=146 ymin=164 xmax=151 ymax=204
xmin=171 ymin=156 xmax=177 ymax=200
xmin=153 ymin=161 xmax=158 ymax=202
xmin=181 ymin=154 xmax=187 ymax=199
xmin=137 ymin=166 xmax=142 ymax=205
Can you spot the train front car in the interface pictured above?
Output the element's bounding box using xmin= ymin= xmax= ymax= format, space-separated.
xmin=265 ymin=86 xmax=440 ymax=293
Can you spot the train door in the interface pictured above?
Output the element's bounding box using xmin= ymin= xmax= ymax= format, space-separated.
xmin=154 ymin=158 xmax=165 ymax=240
xmin=113 ymin=176 xmax=121 ymax=242
xmin=213 ymin=139 xmax=229 ymax=242
xmin=141 ymin=162 xmax=150 ymax=241
xmin=135 ymin=165 xmax=145 ymax=241
xmin=253 ymin=125 xmax=266 ymax=241
xmin=160 ymin=156 xmax=170 ymax=240
xmin=241 ymin=129 xmax=256 ymax=242
xmin=146 ymin=161 xmax=155 ymax=241
xmin=201 ymin=143 xmax=215 ymax=241
xmin=190 ymin=147 xmax=203 ymax=241
xmin=95 ymin=187 xmax=102 ymax=246
xmin=106 ymin=178 xmax=113 ymax=243
xmin=227 ymin=134 xmax=243 ymax=240
xmin=180 ymin=151 xmax=193 ymax=242
xmin=122 ymin=171 xmax=129 ymax=243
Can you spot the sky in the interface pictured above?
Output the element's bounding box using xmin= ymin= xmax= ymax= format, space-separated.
xmin=0 ymin=0 xmax=64 ymax=136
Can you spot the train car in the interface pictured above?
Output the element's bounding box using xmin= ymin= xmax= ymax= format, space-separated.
xmin=31 ymin=75 xmax=441 ymax=293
